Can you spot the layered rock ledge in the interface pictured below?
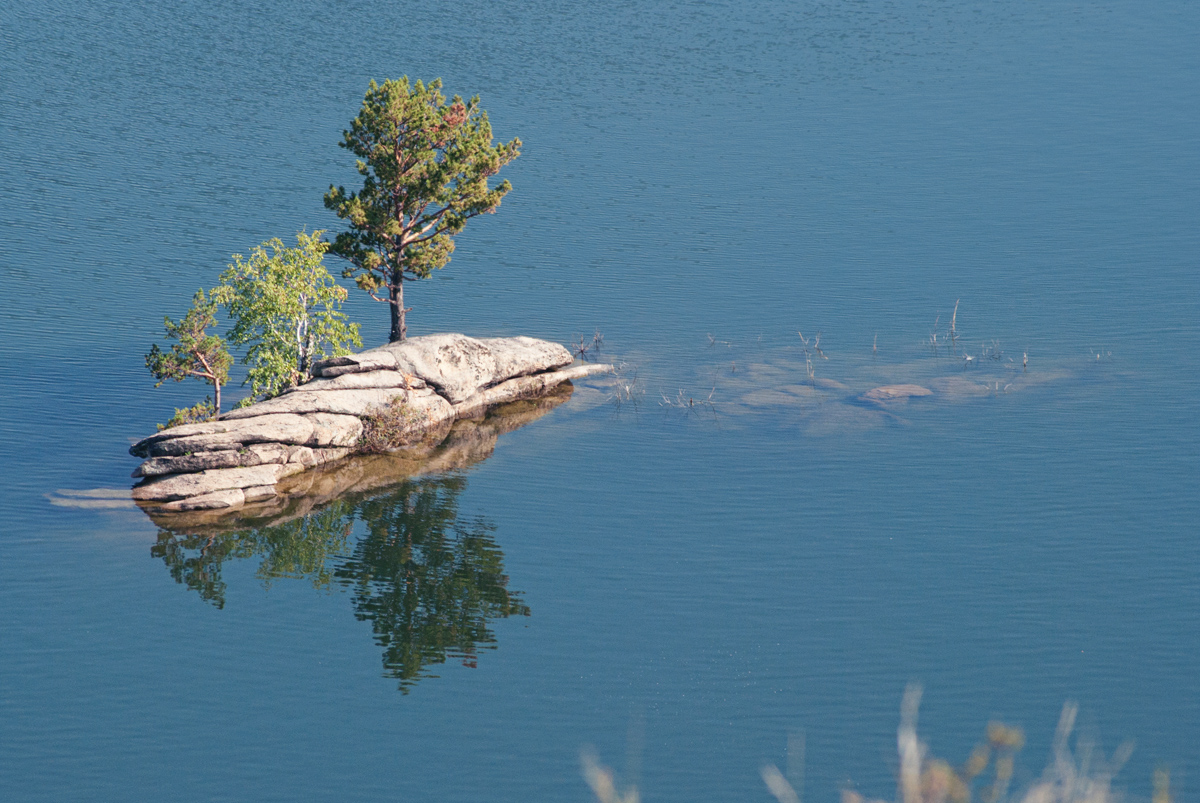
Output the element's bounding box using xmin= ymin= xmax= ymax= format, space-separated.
xmin=131 ymin=334 xmax=611 ymax=514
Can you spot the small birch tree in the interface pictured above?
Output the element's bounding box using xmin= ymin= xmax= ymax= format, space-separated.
xmin=146 ymin=289 xmax=233 ymax=420
xmin=324 ymin=77 xmax=521 ymax=342
xmin=214 ymin=231 xmax=362 ymax=401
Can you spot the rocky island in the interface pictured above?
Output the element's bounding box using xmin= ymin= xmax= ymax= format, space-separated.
xmin=130 ymin=334 xmax=612 ymax=515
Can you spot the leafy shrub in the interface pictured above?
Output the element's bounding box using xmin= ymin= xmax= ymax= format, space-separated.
xmin=214 ymin=231 xmax=361 ymax=402
xmin=158 ymin=398 xmax=217 ymax=431
xmin=358 ymin=397 xmax=429 ymax=453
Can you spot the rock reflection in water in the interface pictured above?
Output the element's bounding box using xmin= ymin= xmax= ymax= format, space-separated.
xmin=149 ymin=390 xmax=569 ymax=690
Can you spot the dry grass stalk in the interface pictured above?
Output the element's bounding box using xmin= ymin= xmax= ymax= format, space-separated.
xmin=763 ymin=764 xmax=803 ymax=803
xmin=765 ymin=688 xmax=1138 ymax=803
xmin=581 ymin=750 xmax=639 ymax=803
xmin=1017 ymin=703 xmax=1133 ymax=803
xmin=1152 ymin=768 xmax=1172 ymax=803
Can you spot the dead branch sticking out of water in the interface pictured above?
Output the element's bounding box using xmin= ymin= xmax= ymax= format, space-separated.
xmin=574 ymin=330 xmax=605 ymax=361
xmin=659 ymin=387 xmax=716 ymax=415
xmin=608 ymin=363 xmax=644 ymax=411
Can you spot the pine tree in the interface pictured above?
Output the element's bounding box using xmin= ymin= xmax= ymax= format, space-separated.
xmin=325 ymin=78 xmax=521 ymax=341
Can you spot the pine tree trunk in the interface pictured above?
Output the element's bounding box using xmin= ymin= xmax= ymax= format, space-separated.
xmin=214 ymin=380 xmax=222 ymax=421
xmin=389 ymin=273 xmax=407 ymax=342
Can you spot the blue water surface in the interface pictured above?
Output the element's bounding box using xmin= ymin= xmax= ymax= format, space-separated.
xmin=1 ymin=1 xmax=1197 ymax=801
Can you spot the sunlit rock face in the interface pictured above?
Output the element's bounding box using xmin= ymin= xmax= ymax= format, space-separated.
xmin=141 ymin=388 xmax=574 ymax=532
xmin=130 ymin=335 xmax=611 ymax=515
xmin=311 ymin=333 xmax=576 ymax=404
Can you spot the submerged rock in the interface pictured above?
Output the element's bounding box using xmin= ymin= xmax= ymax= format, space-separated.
xmin=132 ymin=334 xmax=611 ymax=515
xmin=858 ymin=384 xmax=934 ymax=403
xmin=927 ymin=376 xmax=993 ymax=398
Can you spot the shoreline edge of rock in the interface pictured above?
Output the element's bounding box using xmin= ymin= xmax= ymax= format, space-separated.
xmin=130 ymin=334 xmax=612 ymax=514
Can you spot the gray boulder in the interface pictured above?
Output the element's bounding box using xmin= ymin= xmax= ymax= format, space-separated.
xmin=159 ymin=488 xmax=247 ymax=512
xmin=133 ymin=443 xmax=295 ymax=478
xmin=134 ymin=449 xmax=246 ymax=477
xmin=305 ymin=413 xmax=364 ymax=448
xmin=284 ymin=370 xmax=426 ymax=393
xmin=453 ymin=363 xmax=612 ymax=419
xmin=310 ymin=350 xmax=399 ymax=376
xmin=132 ymin=414 xmax=316 ymax=457
xmin=312 ymin=334 xmax=573 ymax=404
xmin=132 ymin=463 xmax=307 ymax=502
xmin=221 ymin=386 xmax=449 ymax=421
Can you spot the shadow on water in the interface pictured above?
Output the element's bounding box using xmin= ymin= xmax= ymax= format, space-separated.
xmin=148 ymin=388 xmax=571 ymax=691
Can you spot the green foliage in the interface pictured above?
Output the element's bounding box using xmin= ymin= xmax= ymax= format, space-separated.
xmin=214 ymin=231 xmax=362 ymax=401
xmin=146 ymin=289 xmax=233 ymax=419
xmin=324 ymin=77 xmax=521 ymax=341
xmin=157 ymin=398 xmax=216 ymax=431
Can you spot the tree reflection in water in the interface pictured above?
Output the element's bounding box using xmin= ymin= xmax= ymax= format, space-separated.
xmin=148 ymin=390 xmax=573 ymax=689
xmin=152 ymin=474 xmax=530 ymax=691
xmin=340 ymin=477 xmax=529 ymax=683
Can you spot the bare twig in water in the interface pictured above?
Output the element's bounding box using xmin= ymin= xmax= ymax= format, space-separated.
xmin=981 ymin=340 xmax=1004 ymax=361
xmin=659 ymin=387 xmax=717 ymax=415
xmin=608 ymin=363 xmax=643 ymax=411
xmin=812 ymin=331 xmax=828 ymax=361
xmin=707 ymin=333 xmax=731 ymax=348
xmin=574 ymin=330 xmax=605 ymax=361
xmin=798 ymin=332 xmax=816 ymax=383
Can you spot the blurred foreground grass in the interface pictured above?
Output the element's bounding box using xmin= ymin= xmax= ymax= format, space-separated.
xmin=582 ymin=686 xmax=1174 ymax=803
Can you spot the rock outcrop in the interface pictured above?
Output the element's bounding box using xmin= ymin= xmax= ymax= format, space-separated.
xmin=144 ymin=387 xmax=575 ymax=533
xmin=131 ymin=334 xmax=611 ymax=514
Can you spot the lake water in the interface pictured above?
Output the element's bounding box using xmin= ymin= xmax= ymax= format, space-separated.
xmin=2 ymin=1 xmax=1197 ymax=800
